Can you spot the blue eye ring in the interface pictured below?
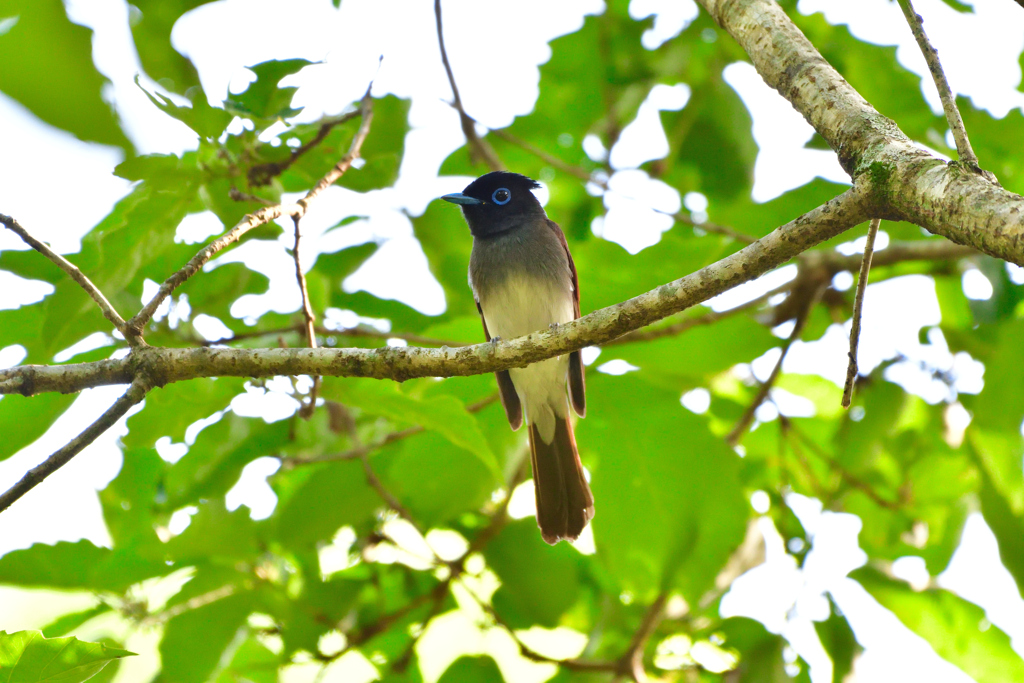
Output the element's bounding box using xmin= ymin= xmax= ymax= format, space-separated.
xmin=492 ymin=188 xmax=511 ymax=205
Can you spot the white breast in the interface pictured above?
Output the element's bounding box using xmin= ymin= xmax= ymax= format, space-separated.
xmin=478 ymin=273 xmax=575 ymax=443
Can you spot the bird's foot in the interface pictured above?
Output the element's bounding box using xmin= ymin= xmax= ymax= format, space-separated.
xmin=548 ymin=322 xmax=560 ymax=331
xmin=490 ymin=336 xmax=502 ymax=347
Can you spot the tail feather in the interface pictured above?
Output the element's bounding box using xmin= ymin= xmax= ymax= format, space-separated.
xmin=529 ymin=417 xmax=594 ymax=544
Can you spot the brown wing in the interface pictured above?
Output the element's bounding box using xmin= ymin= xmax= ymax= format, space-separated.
xmin=476 ymin=299 xmax=523 ymax=430
xmin=548 ymin=220 xmax=586 ymax=418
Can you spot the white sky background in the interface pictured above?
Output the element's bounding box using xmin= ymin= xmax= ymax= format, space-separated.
xmin=1 ymin=0 xmax=1024 ymax=681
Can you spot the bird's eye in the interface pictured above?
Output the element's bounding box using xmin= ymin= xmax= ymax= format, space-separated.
xmin=492 ymin=188 xmax=511 ymax=205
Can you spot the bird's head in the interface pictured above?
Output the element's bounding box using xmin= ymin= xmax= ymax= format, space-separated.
xmin=441 ymin=171 xmax=545 ymax=238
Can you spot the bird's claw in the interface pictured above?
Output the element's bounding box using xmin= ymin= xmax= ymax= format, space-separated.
xmin=548 ymin=322 xmax=560 ymax=331
xmin=490 ymin=336 xmax=501 ymax=346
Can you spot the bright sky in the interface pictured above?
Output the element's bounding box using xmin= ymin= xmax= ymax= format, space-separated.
xmin=2 ymin=0 xmax=1024 ymax=681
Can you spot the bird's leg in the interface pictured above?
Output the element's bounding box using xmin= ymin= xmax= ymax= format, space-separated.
xmin=490 ymin=336 xmax=502 ymax=347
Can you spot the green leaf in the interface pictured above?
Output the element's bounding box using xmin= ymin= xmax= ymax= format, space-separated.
xmin=225 ymin=59 xmax=313 ymax=125
xmin=854 ymin=567 xmax=1024 ymax=683
xmin=586 ymin=373 xmax=747 ymax=601
xmin=128 ymin=0 xmax=211 ymax=94
xmin=381 ymin=431 xmax=498 ymax=528
xmin=485 ymin=519 xmax=581 ymax=629
xmin=124 ymin=378 xmax=244 ymax=449
xmin=321 ymin=378 xmax=500 ymax=479
xmin=813 ymin=598 xmax=860 ymax=683
xmin=437 ymin=656 xmax=504 ymax=683
xmin=164 ymin=498 xmax=260 ymax=565
xmin=212 ymin=637 xmax=278 ymax=683
xmin=39 ymin=605 xmax=114 ymax=638
xmin=0 ymin=1 xmax=130 ymax=151
xmin=159 ymin=592 xmax=256 ymax=683
xmin=135 ymin=76 xmax=232 ymax=139
xmin=0 ymin=392 xmax=75 ymax=461
xmin=0 ymin=540 xmax=167 ymax=592
xmin=164 ymin=412 xmax=292 ymax=509
xmin=271 ymin=460 xmax=379 ymax=548
xmin=976 ymin=459 xmax=1024 ymax=598
xmin=0 ymin=631 xmax=134 ymax=683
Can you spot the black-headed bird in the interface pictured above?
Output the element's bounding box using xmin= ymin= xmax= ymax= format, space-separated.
xmin=442 ymin=171 xmax=593 ymax=544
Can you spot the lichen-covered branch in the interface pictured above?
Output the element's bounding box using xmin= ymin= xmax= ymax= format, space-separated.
xmin=2 ymin=186 xmax=872 ymax=397
xmin=697 ymin=0 xmax=1024 ymax=265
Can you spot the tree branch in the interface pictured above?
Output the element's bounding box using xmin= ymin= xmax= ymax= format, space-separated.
xmin=842 ymin=218 xmax=880 ymax=407
xmin=247 ymin=109 xmax=362 ymax=186
xmin=0 ymin=214 xmax=128 ymax=336
xmin=896 ymin=0 xmax=978 ymax=166
xmin=0 ymin=377 xmax=149 ymax=513
xmin=3 ymin=187 xmax=872 ymax=397
xmin=434 ymin=0 xmax=503 ymax=171
xmin=697 ymin=0 xmax=1023 ymax=264
xmin=124 ymin=90 xmax=375 ymax=340
xmin=727 ymin=281 xmax=824 ymax=446
xmin=291 ymin=215 xmax=321 ymax=419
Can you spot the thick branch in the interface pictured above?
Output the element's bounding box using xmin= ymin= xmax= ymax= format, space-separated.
xmin=3 ymin=187 xmax=872 ymax=397
xmin=125 ymin=91 xmax=375 ymax=339
xmin=0 ymin=378 xmax=149 ymax=513
xmin=698 ymin=0 xmax=1024 ymax=265
xmin=0 ymin=214 xmax=127 ymax=335
xmin=897 ymin=0 xmax=978 ymax=165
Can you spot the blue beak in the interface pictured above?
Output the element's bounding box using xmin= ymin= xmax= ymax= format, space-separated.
xmin=441 ymin=192 xmax=484 ymax=205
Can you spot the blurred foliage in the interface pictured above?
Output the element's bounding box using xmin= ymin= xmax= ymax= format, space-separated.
xmin=2 ymin=0 xmax=1024 ymax=681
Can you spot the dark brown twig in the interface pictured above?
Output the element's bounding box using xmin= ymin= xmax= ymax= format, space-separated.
xmin=0 ymin=378 xmax=149 ymax=513
xmin=434 ymin=0 xmax=503 ymax=171
xmin=726 ymin=283 xmax=825 ymax=446
xmin=607 ymin=282 xmax=790 ymax=346
xmin=489 ymin=129 xmax=592 ymax=181
xmin=669 ymin=211 xmax=757 ymax=244
xmin=842 ymin=218 xmax=880 ymax=407
xmin=126 ymin=89 xmax=375 ymax=340
xmin=285 ymin=393 xmax=499 ymax=467
xmin=291 ymin=215 xmax=321 ymax=419
xmin=248 ymin=110 xmax=361 ymax=186
xmin=620 ymin=592 xmax=668 ymax=682
xmin=897 ymin=0 xmax=978 ymax=166
xmin=0 ymin=214 xmax=127 ymax=336
xmin=786 ymin=419 xmax=902 ymax=510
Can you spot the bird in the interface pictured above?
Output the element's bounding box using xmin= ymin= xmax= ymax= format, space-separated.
xmin=441 ymin=171 xmax=593 ymax=544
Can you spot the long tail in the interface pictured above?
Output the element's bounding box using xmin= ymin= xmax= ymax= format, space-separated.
xmin=529 ymin=417 xmax=594 ymax=544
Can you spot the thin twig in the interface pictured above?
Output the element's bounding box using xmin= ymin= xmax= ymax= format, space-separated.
xmin=897 ymin=0 xmax=978 ymax=165
xmin=227 ymin=188 xmax=275 ymax=206
xmin=620 ymin=592 xmax=668 ymax=682
xmin=125 ymin=89 xmax=375 ymax=340
xmin=669 ymin=211 xmax=757 ymax=244
xmin=0 ymin=378 xmax=149 ymax=513
xmin=434 ymin=0 xmax=503 ymax=171
xmin=248 ymin=109 xmax=361 ymax=186
xmin=842 ymin=218 xmax=880 ymax=407
xmin=0 ymin=214 xmax=128 ymax=336
xmin=458 ymin=578 xmax=618 ymax=672
xmin=786 ymin=419 xmax=902 ymax=510
xmin=285 ymin=393 xmax=499 ymax=467
xmin=360 ymin=451 xmax=417 ymax=528
xmin=489 ymin=129 xmax=592 ymax=181
xmin=727 ymin=284 xmax=825 ymax=446
xmin=292 ymin=215 xmax=321 ymax=419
